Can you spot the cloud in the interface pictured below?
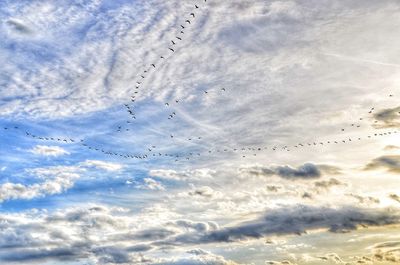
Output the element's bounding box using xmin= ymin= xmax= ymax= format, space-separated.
xmin=136 ymin=178 xmax=165 ymax=191
xmin=0 ymin=205 xmax=238 ymax=264
xmin=389 ymin=194 xmax=400 ymax=203
xmin=186 ymin=185 xmax=222 ymax=199
xmin=152 ymin=250 xmax=244 ymax=265
xmin=240 ymin=163 xmax=340 ymax=180
xmin=81 ymin=160 xmax=123 ymax=171
xmin=265 ymin=261 xmax=297 ymax=265
xmin=0 ymin=159 xmax=124 ymax=203
xmin=373 ymin=106 xmax=400 ymax=128
xmin=0 ymin=169 xmax=79 ymax=203
xmin=316 ymin=253 xmax=344 ymax=264
xmin=149 ymin=169 xmax=214 ymax=182
xmin=365 ymin=155 xmax=400 ymax=173
xmin=314 ymin=178 xmax=345 ymax=190
xmin=157 ymin=205 xmax=400 ymax=246
xmin=29 ymin=145 xmax=70 ymax=157
xmin=372 ymin=241 xmax=400 ymax=263
xmin=384 ymin=145 xmax=400 ymax=151
xmin=347 ymin=194 xmax=380 ymax=205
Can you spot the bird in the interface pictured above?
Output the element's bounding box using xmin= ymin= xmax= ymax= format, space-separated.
xmin=221 ymin=88 xmax=226 ymax=91
xmin=160 ymin=56 xmax=165 ymax=59
xmin=165 ymin=103 xmax=169 ymax=106
xmin=181 ymin=25 xmax=185 ymax=29
xmin=185 ymin=20 xmax=191 ymax=24
xmin=195 ymin=5 xmax=199 ymax=8
xmin=190 ymin=13 xmax=195 ymax=18
xmin=171 ymin=40 xmax=176 ymax=45
xmin=176 ymin=37 xmax=182 ymax=40
xmin=169 ymin=48 xmax=175 ymax=52
xmin=151 ymin=64 xmax=156 ymax=68
xmin=204 ymin=90 xmax=208 ymax=94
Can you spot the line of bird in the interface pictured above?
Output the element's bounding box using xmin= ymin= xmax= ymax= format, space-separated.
xmin=1 ymin=125 xmax=398 ymax=162
xmin=122 ymin=93 xmax=400 ymax=157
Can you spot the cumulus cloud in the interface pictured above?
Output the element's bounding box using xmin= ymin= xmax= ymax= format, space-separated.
xmin=0 ymin=205 xmax=237 ymax=265
xmin=0 ymin=168 xmax=79 ymax=203
xmin=1 ymin=202 xmax=400 ymax=264
xmin=29 ymin=145 xmax=70 ymax=157
xmin=365 ymin=155 xmax=400 ymax=173
xmin=157 ymin=205 xmax=400 ymax=246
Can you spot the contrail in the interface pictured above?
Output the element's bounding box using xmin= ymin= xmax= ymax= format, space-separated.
xmin=321 ymin=52 xmax=400 ymax=68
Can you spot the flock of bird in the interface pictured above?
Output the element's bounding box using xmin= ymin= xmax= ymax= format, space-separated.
xmin=1 ymin=0 xmax=399 ymax=163
xmin=119 ymin=0 xmax=209 ymax=129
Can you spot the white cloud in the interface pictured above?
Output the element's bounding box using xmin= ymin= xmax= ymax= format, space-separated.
xmin=136 ymin=178 xmax=165 ymax=191
xmin=81 ymin=160 xmax=123 ymax=171
xmin=29 ymin=145 xmax=70 ymax=157
xmin=0 ymin=172 xmax=79 ymax=202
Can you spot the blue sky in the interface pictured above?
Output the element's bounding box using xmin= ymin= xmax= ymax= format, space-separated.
xmin=1 ymin=0 xmax=400 ymax=264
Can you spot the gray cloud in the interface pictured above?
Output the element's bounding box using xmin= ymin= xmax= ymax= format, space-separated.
xmin=373 ymin=106 xmax=400 ymax=128
xmin=314 ymin=178 xmax=345 ymax=190
xmin=365 ymin=155 xmax=400 ymax=173
xmin=347 ymin=194 xmax=380 ymax=205
xmin=389 ymin=194 xmax=400 ymax=203
xmin=241 ymin=163 xmax=340 ymax=180
xmin=159 ymin=205 xmax=400 ymax=245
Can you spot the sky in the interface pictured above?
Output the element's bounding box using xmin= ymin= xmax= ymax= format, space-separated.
xmin=0 ymin=0 xmax=400 ymax=264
